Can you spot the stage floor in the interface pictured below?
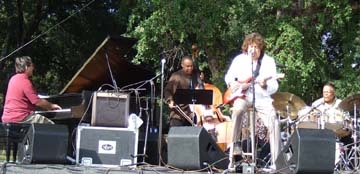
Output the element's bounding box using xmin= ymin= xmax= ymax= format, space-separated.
xmin=0 ymin=162 xmax=358 ymax=174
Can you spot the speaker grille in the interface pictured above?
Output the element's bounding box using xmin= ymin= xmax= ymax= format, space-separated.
xmin=91 ymin=92 xmax=130 ymax=127
xmin=276 ymin=128 xmax=335 ymax=174
xmin=167 ymin=126 xmax=228 ymax=170
xmin=17 ymin=124 xmax=68 ymax=164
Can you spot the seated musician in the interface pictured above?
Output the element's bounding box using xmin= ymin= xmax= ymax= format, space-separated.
xmin=311 ymin=82 xmax=352 ymax=165
xmin=2 ymin=56 xmax=61 ymax=124
xmin=224 ymin=33 xmax=280 ymax=169
xmin=164 ymin=56 xmax=198 ymax=127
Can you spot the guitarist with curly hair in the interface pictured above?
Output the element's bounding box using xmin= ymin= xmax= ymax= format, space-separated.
xmin=224 ymin=33 xmax=281 ymax=170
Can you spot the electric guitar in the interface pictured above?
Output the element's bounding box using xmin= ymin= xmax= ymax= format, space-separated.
xmin=223 ymin=73 xmax=285 ymax=104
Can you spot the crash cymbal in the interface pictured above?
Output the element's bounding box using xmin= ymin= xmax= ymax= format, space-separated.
xmin=271 ymin=92 xmax=306 ymax=119
xmin=339 ymin=94 xmax=360 ymax=112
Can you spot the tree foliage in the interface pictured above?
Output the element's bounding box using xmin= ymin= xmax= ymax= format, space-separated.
xmin=0 ymin=0 xmax=358 ymax=112
xmin=127 ymin=0 xmax=359 ymax=105
xmin=0 ymin=0 xmax=135 ymax=95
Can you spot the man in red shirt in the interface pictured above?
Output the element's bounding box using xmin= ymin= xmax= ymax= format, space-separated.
xmin=2 ymin=56 xmax=61 ymax=123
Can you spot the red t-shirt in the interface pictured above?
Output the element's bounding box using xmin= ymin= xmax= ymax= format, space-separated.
xmin=2 ymin=73 xmax=40 ymax=123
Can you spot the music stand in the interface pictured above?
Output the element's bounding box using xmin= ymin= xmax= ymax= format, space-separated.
xmin=174 ymin=89 xmax=213 ymax=105
xmin=174 ymin=89 xmax=213 ymax=125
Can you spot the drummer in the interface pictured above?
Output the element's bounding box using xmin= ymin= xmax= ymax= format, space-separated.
xmin=311 ymin=83 xmax=351 ymax=132
xmin=311 ymin=82 xmax=352 ymax=165
xmin=312 ymin=82 xmax=342 ymax=114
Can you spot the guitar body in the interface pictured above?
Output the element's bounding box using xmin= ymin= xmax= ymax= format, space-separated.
xmin=223 ymin=73 xmax=285 ymax=105
xmin=223 ymin=77 xmax=252 ymax=104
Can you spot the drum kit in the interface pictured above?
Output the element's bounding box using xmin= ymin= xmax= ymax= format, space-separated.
xmin=272 ymin=92 xmax=360 ymax=171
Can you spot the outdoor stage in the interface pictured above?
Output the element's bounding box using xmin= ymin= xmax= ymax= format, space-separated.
xmin=0 ymin=162 xmax=279 ymax=174
xmin=1 ymin=162 xmax=359 ymax=174
xmin=1 ymin=125 xmax=359 ymax=174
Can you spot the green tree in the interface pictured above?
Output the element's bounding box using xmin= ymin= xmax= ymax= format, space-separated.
xmin=0 ymin=0 xmax=135 ymax=95
xmin=127 ymin=0 xmax=359 ymax=106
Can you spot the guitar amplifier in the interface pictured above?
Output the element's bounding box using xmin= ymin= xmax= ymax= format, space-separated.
xmin=76 ymin=126 xmax=138 ymax=167
xmin=91 ymin=91 xmax=130 ymax=127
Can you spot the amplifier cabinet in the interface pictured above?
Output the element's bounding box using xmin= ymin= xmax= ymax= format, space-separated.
xmin=91 ymin=91 xmax=130 ymax=127
xmin=76 ymin=126 xmax=138 ymax=167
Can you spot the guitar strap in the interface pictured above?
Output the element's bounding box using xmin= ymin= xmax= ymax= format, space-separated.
xmin=253 ymin=54 xmax=264 ymax=79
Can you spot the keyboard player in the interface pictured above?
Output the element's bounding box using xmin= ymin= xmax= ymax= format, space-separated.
xmin=2 ymin=56 xmax=61 ymax=124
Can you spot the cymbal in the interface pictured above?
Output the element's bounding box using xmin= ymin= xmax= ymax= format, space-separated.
xmin=339 ymin=94 xmax=360 ymax=112
xmin=271 ymin=92 xmax=306 ymax=119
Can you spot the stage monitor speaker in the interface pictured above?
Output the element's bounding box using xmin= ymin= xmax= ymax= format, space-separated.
xmin=275 ymin=128 xmax=335 ymax=174
xmin=17 ymin=124 xmax=68 ymax=164
xmin=91 ymin=91 xmax=130 ymax=127
xmin=167 ymin=126 xmax=228 ymax=170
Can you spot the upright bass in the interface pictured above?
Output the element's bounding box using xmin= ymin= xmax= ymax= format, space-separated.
xmin=191 ymin=44 xmax=227 ymax=125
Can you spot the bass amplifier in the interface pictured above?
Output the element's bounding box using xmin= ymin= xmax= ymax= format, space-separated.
xmin=91 ymin=91 xmax=130 ymax=127
xmin=76 ymin=126 xmax=138 ymax=167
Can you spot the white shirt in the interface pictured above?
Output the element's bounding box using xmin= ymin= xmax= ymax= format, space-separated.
xmin=312 ymin=97 xmax=342 ymax=113
xmin=224 ymin=53 xmax=279 ymax=103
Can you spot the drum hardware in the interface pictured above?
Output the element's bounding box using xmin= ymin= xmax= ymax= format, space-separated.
xmin=271 ymin=92 xmax=306 ymax=120
xmin=339 ymin=94 xmax=360 ymax=112
xmin=337 ymin=94 xmax=360 ymax=171
xmin=282 ymin=105 xmax=320 ymax=132
xmin=174 ymin=105 xmax=195 ymax=126
xmin=272 ymin=92 xmax=307 ymax=145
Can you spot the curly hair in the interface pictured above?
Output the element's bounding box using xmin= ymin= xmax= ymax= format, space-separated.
xmin=241 ymin=32 xmax=266 ymax=56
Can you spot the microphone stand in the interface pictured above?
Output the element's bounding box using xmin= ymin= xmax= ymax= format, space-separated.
xmin=282 ymin=102 xmax=323 ymax=132
xmin=249 ymin=57 xmax=257 ymax=166
xmin=158 ymin=58 xmax=166 ymax=165
xmin=105 ymin=52 xmax=119 ymax=92
xmin=135 ymin=71 xmax=163 ymax=165
xmin=286 ymin=102 xmax=292 ymax=142
xmin=137 ymin=97 xmax=150 ymax=164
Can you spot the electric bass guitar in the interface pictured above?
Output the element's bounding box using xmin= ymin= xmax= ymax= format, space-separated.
xmin=223 ymin=73 xmax=285 ymax=104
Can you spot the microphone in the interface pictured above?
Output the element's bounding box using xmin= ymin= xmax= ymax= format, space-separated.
xmin=161 ymin=58 xmax=166 ymax=74
xmin=249 ymin=48 xmax=255 ymax=57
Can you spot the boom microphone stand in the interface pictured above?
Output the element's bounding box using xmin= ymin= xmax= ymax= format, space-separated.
xmin=135 ymin=69 xmax=162 ymax=165
xmin=138 ymin=98 xmax=150 ymax=163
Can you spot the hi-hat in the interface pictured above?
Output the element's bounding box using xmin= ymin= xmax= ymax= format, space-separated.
xmin=271 ymin=92 xmax=306 ymax=119
xmin=339 ymin=94 xmax=360 ymax=112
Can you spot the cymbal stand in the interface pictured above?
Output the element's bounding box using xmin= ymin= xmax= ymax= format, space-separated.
xmin=336 ymin=139 xmax=359 ymax=171
xmin=285 ymin=102 xmax=292 ymax=142
xmin=350 ymin=102 xmax=359 ymax=170
xmin=338 ymin=102 xmax=360 ymax=171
